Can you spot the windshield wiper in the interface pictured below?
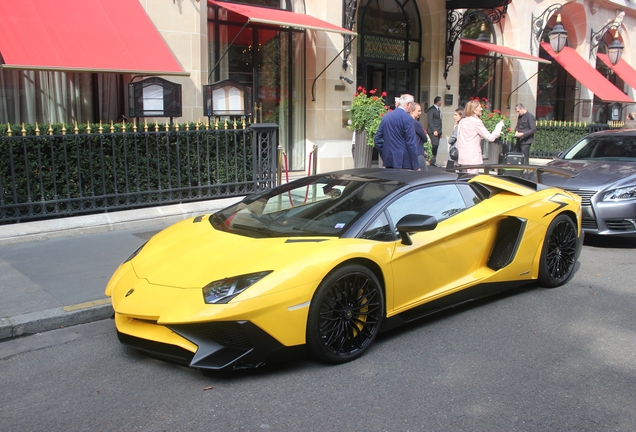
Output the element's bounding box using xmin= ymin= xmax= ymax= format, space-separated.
xmin=231 ymin=223 xmax=278 ymax=237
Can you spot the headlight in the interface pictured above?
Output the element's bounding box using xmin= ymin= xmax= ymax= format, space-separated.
xmin=603 ymin=186 xmax=636 ymax=201
xmin=202 ymin=271 xmax=272 ymax=304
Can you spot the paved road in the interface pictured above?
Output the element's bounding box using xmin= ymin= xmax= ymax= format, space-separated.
xmin=1 ymin=238 xmax=635 ymax=431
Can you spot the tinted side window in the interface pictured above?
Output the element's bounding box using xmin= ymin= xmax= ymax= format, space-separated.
xmin=386 ymin=184 xmax=467 ymax=225
xmin=360 ymin=212 xmax=395 ymax=241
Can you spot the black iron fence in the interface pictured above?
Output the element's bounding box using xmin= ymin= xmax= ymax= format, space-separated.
xmin=531 ymin=120 xmax=622 ymax=158
xmin=0 ymin=122 xmax=279 ymax=224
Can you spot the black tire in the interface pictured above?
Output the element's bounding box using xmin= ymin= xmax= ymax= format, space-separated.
xmin=538 ymin=214 xmax=579 ymax=288
xmin=306 ymin=264 xmax=385 ymax=364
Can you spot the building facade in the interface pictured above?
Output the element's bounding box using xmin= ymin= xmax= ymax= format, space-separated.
xmin=2 ymin=0 xmax=636 ymax=172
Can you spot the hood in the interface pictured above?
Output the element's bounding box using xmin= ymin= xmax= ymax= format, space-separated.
xmin=130 ymin=218 xmax=336 ymax=289
xmin=544 ymin=159 xmax=636 ymax=189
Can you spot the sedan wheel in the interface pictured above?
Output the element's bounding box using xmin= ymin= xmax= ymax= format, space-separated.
xmin=306 ymin=264 xmax=384 ymax=364
xmin=539 ymin=214 xmax=579 ymax=288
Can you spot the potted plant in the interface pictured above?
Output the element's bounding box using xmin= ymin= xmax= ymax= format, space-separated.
xmin=348 ymin=87 xmax=389 ymax=167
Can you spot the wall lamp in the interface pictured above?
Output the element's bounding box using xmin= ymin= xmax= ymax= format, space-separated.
xmin=549 ymin=14 xmax=568 ymax=54
xmin=340 ymin=76 xmax=354 ymax=85
xmin=531 ymin=4 xmax=567 ymax=56
xmin=590 ymin=12 xmax=625 ymax=65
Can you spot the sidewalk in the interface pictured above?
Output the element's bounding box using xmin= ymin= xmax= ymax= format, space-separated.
xmin=0 ymin=164 xmax=550 ymax=341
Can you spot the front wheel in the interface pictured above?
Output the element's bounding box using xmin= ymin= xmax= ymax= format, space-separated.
xmin=538 ymin=214 xmax=579 ymax=288
xmin=306 ymin=264 xmax=384 ymax=364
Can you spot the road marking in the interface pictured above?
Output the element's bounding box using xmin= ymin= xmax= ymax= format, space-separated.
xmin=63 ymin=298 xmax=111 ymax=312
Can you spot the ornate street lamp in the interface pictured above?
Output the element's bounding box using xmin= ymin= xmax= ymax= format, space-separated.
xmin=548 ymin=14 xmax=568 ymax=54
xmin=476 ymin=23 xmax=491 ymax=42
xmin=607 ymin=31 xmax=624 ymax=65
xmin=590 ymin=12 xmax=625 ymax=65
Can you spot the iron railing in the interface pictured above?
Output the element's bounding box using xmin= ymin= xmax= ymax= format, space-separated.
xmin=0 ymin=123 xmax=279 ymax=224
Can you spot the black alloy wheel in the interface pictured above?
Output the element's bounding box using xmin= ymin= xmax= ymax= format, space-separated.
xmin=306 ymin=264 xmax=384 ymax=364
xmin=538 ymin=214 xmax=579 ymax=288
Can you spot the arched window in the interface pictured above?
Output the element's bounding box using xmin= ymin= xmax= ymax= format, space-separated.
xmin=356 ymin=0 xmax=422 ymax=106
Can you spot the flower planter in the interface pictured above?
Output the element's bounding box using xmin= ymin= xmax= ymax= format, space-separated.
xmin=353 ymin=131 xmax=373 ymax=168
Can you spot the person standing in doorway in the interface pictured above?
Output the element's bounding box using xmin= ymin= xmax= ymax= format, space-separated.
xmin=410 ymin=102 xmax=428 ymax=171
xmin=427 ymin=96 xmax=443 ymax=167
xmin=374 ymin=94 xmax=420 ymax=170
xmin=514 ymin=103 xmax=536 ymax=165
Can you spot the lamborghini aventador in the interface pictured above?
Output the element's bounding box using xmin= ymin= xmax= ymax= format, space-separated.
xmin=105 ymin=167 xmax=582 ymax=371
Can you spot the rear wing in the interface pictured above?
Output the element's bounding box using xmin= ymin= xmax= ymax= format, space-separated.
xmin=446 ymin=164 xmax=575 ymax=184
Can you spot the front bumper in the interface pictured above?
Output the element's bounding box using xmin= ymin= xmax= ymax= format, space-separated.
xmin=115 ymin=314 xmax=304 ymax=370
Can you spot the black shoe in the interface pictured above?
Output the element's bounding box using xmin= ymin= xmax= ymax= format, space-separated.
xmin=430 ymin=161 xmax=440 ymax=168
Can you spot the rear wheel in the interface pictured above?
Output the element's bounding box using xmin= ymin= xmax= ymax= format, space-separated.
xmin=538 ymin=214 xmax=578 ymax=288
xmin=306 ymin=264 xmax=384 ymax=364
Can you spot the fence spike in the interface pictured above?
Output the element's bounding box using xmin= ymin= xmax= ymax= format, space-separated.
xmin=233 ymin=118 xmax=237 ymax=129
xmin=122 ymin=119 xmax=126 ymax=132
xmin=86 ymin=121 xmax=91 ymax=134
xmin=62 ymin=122 xmax=66 ymax=135
xmin=144 ymin=119 xmax=148 ymax=132
xmin=35 ymin=122 xmax=40 ymax=136
xmin=6 ymin=123 xmax=11 ymax=137
xmin=98 ymin=120 xmax=103 ymax=134
xmin=165 ymin=121 xmax=169 ymax=132
xmin=133 ymin=118 xmax=137 ymax=133
xmin=21 ymin=122 xmax=26 ymax=136
xmin=110 ymin=120 xmax=114 ymax=134
xmin=48 ymin=123 xmax=53 ymax=135
xmin=175 ymin=122 xmax=180 ymax=131
xmin=74 ymin=121 xmax=79 ymax=134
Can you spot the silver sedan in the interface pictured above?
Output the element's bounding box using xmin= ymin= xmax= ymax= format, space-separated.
xmin=541 ymin=129 xmax=636 ymax=237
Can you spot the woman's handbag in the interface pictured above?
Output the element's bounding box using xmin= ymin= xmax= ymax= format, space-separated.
xmin=448 ymin=122 xmax=461 ymax=162
xmin=449 ymin=145 xmax=459 ymax=161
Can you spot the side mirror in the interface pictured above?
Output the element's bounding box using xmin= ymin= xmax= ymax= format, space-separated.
xmin=396 ymin=214 xmax=438 ymax=245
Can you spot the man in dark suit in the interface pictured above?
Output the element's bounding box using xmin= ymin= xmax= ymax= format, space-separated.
xmin=374 ymin=94 xmax=420 ymax=170
xmin=426 ymin=96 xmax=443 ymax=167
xmin=514 ymin=103 xmax=536 ymax=165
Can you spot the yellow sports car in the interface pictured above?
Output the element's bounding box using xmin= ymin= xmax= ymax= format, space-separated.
xmin=106 ymin=167 xmax=582 ymax=371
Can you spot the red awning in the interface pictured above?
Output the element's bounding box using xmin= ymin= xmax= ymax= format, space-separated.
xmin=209 ymin=1 xmax=356 ymax=35
xmin=597 ymin=54 xmax=636 ymax=91
xmin=460 ymin=39 xmax=551 ymax=64
xmin=541 ymin=42 xmax=633 ymax=103
xmin=0 ymin=0 xmax=187 ymax=75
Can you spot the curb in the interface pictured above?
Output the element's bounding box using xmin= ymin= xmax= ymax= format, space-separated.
xmin=0 ymin=300 xmax=114 ymax=340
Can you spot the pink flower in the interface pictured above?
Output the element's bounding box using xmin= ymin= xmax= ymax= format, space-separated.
xmin=369 ymin=89 xmax=376 ymax=95
xmin=381 ymin=91 xmax=387 ymax=97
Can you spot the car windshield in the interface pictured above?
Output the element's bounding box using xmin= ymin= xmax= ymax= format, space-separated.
xmin=563 ymin=136 xmax=636 ymax=161
xmin=210 ymin=175 xmax=401 ymax=238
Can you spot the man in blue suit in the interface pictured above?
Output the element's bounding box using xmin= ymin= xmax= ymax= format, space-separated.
xmin=374 ymin=94 xmax=420 ymax=170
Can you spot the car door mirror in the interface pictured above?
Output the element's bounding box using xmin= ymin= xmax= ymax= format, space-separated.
xmin=396 ymin=214 xmax=438 ymax=245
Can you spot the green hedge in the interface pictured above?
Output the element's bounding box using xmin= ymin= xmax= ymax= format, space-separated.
xmin=1 ymin=122 xmax=255 ymax=219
